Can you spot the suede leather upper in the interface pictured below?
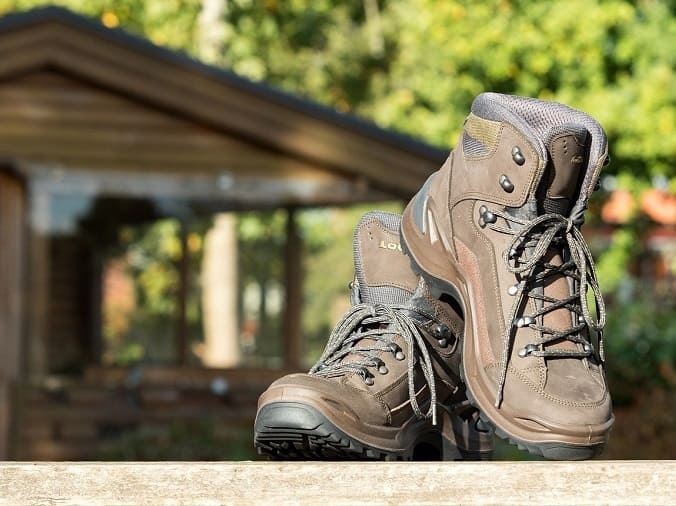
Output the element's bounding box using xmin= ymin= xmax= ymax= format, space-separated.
xmin=401 ymin=93 xmax=613 ymax=456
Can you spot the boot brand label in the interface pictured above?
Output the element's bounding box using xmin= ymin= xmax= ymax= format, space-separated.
xmin=378 ymin=240 xmax=402 ymax=252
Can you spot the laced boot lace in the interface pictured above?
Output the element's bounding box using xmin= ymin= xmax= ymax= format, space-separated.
xmin=482 ymin=205 xmax=607 ymax=407
xmin=309 ymin=303 xmax=442 ymax=424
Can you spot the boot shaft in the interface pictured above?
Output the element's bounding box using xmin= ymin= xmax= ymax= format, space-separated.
xmin=400 ymin=93 xmax=613 ymax=459
xmin=444 ymin=94 xmax=608 ymax=228
xmin=436 ymin=93 xmax=608 ymax=360
xmin=461 ymin=93 xmax=608 ymax=216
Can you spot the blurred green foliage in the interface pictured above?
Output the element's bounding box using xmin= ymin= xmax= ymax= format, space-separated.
xmin=0 ymin=0 xmax=202 ymax=50
xmin=236 ymin=210 xmax=287 ymax=364
xmin=213 ymin=0 xmax=675 ymax=187
xmin=605 ymin=291 xmax=676 ymax=404
xmin=103 ymin=218 xmax=209 ymax=365
xmin=98 ymin=419 xmax=256 ymax=460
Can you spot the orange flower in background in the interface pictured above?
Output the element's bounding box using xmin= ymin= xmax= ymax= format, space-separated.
xmin=601 ymin=188 xmax=676 ymax=226
xmin=641 ymin=188 xmax=676 ymax=226
xmin=601 ymin=189 xmax=635 ymax=224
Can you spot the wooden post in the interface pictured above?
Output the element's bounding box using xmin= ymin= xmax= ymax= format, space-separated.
xmin=176 ymin=220 xmax=189 ymax=365
xmin=282 ymin=208 xmax=303 ymax=370
xmin=0 ymin=170 xmax=26 ymax=458
xmin=26 ymin=185 xmax=49 ymax=380
xmin=200 ymin=213 xmax=241 ymax=367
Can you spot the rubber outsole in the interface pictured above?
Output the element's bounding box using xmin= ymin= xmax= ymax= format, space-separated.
xmin=254 ymin=402 xmax=489 ymax=461
xmin=254 ymin=402 xmax=397 ymax=460
xmin=400 ymin=227 xmax=607 ymax=461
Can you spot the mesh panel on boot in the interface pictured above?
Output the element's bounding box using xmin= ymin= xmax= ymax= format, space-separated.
xmin=462 ymin=131 xmax=491 ymax=156
xmin=352 ymin=211 xmax=413 ymax=305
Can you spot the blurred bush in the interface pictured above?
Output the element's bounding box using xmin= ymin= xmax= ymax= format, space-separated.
xmin=605 ymin=292 xmax=676 ymax=405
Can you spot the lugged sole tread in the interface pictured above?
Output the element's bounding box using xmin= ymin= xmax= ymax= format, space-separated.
xmin=254 ymin=402 xmax=410 ymax=461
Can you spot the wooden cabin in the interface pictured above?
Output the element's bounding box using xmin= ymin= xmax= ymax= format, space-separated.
xmin=0 ymin=7 xmax=444 ymax=459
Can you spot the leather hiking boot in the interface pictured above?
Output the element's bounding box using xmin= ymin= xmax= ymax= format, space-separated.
xmin=254 ymin=211 xmax=493 ymax=460
xmin=401 ymin=93 xmax=614 ymax=460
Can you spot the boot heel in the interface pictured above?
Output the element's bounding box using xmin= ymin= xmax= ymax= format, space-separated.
xmin=437 ymin=404 xmax=494 ymax=461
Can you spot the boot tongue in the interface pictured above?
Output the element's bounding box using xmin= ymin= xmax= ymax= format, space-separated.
xmin=538 ymin=124 xmax=590 ymax=216
xmin=533 ymin=125 xmax=592 ymax=360
xmin=353 ymin=211 xmax=418 ymax=305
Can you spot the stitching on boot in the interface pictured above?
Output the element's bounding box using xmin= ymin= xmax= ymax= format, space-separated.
xmin=453 ymin=235 xmax=497 ymax=368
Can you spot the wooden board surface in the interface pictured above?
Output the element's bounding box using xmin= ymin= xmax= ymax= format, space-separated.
xmin=0 ymin=461 xmax=673 ymax=505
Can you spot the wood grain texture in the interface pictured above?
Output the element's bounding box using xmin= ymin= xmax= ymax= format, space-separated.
xmin=0 ymin=172 xmax=25 ymax=383
xmin=0 ymin=461 xmax=673 ymax=505
xmin=0 ymin=172 xmax=25 ymax=459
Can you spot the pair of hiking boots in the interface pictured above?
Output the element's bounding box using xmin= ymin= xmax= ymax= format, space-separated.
xmin=254 ymin=92 xmax=614 ymax=461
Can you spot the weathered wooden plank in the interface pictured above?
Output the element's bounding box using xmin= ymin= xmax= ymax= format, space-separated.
xmin=0 ymin=171 xmax=25 ymax=384
xmin=0 ymin=384 xmax=11 ymax=460
xmin=0 ymin=461 xmax=672 ymax=505
xmin=0 ymin=82 xmax=139 ymax=107
xmin=0 ymin=122 xmax=260 ymax=151
xmin=0 ymin=134 xmax=318 ymax=169
xmin=282 ymin=208 xmax=303 ymax=370
xmin=0 ymin=106 xmax=193 ymax=128
xmin=7 ymin=156 xmax=339 ymax=184
xmin=82 ymin=366 xmax=301 ymax=388
xmin=0 ymin=171 xmax=26 ymax=459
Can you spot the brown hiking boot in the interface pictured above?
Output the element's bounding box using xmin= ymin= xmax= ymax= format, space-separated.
xmin=401 ymin=93 xmax=614 ymax=460
xmin=254 ymin=211 xmax=493 ymax=460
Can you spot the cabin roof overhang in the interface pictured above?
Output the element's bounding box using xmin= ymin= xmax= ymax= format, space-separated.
xmin=0 ymin=6 xmax=446 ymax=199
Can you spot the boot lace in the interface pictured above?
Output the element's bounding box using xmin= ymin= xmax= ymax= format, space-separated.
xmin=483 ymin=206 xmax=606 ymax=407
xmin=309 ymin=303 xmax=442 ymax=424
